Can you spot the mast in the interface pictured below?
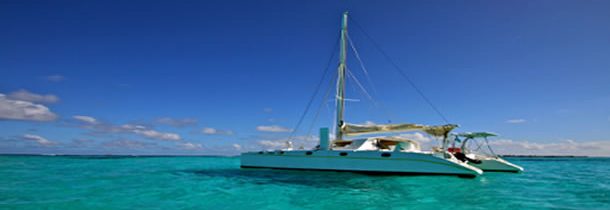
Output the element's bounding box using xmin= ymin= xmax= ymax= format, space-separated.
xmin=335 ymin=11 xmax=349 ymax=141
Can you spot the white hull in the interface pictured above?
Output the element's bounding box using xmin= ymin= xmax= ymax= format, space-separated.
xmin=241 ymin=150 xmax=483 ymax=177
xmin=468 ymin=157 xmax=523 ymax=172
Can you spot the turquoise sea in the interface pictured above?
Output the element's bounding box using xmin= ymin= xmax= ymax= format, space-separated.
xmin=1 ymin=155 xmax=608 ymax=210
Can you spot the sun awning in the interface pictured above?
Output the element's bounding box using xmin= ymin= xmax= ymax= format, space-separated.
xmin=341 ymin=122 xmax=458 ymax=137
xmin=456 ymin=132 xmax=498 ymax=139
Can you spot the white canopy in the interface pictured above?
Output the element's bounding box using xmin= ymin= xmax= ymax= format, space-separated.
xmin=456 ymin=132 xmax=498 ymax=139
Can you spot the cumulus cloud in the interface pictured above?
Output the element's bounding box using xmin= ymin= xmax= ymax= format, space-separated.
xmin=72 ymin=115 xmax=181 ymax=141
xmin=156 ymin=117 xmax=198 ymax=127
xmin=8 ymin=89 xmax=59 ymax=104
xmin=202 ymin=127 xmax=217 ymax=134
xmin=0 ymin=93 xmax=58 ymax=121
xmin=258 ymin=140 xmax=287 ymax=149
xmin=22 ymin=134 xmax=55 ymax=146
xmin=232 ymin=144 xmax=242 ymax=150
xmin=256 ymin=125 xmax=293 ymax=133
xmin=506 ymin=119 xmax=527 ymax=124
xmin=73 ymin=115 xmax=98 ymax=124
xmin=363 ymin=121 xmax=376 ymax=126
xmin=45 ymin=75 xmax=65 ymax=82
xmin=487 ymin=139 xmax=610 ymax=156
xmin=201 ymin=127 xmax=233 ymax=135
xmin=399 ymin=132 xmax=433 ymax=143
xmin=178 ymin=142 xmax=203 ymax=150
xmin=121 ymin=124 xmax=181 ymax=141
xmin=103 ymin=139 xmax=154 ymax=149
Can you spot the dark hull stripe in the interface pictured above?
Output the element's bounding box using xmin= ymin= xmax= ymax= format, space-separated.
xmin=240 ymin=165 xmax=477 ymax=178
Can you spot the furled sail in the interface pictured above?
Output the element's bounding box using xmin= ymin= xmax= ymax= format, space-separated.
xmin=341 ymin=122 xmax=458 ymax=137
xmin=422 ymin=124 xmax=459 ymax=137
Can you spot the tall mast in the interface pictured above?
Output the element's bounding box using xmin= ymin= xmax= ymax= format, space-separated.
xmin=335 ymin=11 xmax=348 ymax=141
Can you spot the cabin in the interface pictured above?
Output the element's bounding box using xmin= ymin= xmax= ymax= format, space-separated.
xmin=332 ymin=136 xmax=421 ymax=152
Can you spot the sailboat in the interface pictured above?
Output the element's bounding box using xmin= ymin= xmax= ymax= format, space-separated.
xmin=449 ymin=132 xmax=524 ymax=172
xmin=240 ymin=12 xmax=483 ymax=177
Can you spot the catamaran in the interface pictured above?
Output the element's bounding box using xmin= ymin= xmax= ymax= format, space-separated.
xmin=240 ymin=12 xmax=483 ymax=177
xmin=449 ymin=132 xmax=524 ymax=172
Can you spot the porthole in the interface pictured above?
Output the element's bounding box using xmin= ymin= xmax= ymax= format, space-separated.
xmin=258 ymin=151 xmax=264 ymax=154
xmin=279 ymin=151 xmax=285 ymax=155
xmin=339 ymin=152 xmax=348 ymax=156
xmin=381 ymin=153 xmax=391 ymax=157
xmin=306 ymin=151 xmax=313 ymax=155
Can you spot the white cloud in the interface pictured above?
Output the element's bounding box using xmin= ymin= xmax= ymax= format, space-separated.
xmin=22 ymin=134 xmax=55 ymax=146
xmin=364 ymin=121 xmax=376 ymax=126
xmin=399 ymin=132 xmax=433 ymax=143
xmin=201 ymin=127 xmax=233 ymax=135
xmin=8 ymin=89 xmax=59 ymax=104
xmin=103 ymin=139 xmax=153 ymax=149
xmin=202 ymin=127 xmax=217 ymax=134
xmin=488 ymin=139 xmax=610 ymax=156
xmin=258 ymin=140 xmax=287 ymax=149
xmin=0 ymin=93 xmax=58 ymax=121
xmin=156 ymin=117 xmax=197 ymax=127
xmin=133 ymin=129 xmax=180 ymax=141
xmin=178 ymin=142 xmax=203 ymax=150
xmin=232 ymin=144 xmax=242 ymax=150
xmin=256 ymin=125 xmax=293 ymax=132
xmin=122 ymin=124 xmax=181 ymax=141
xmin=506 ymin=119 xmax=527 ymax=124
xmin=45 ymin=75 xmax=65 ymax=82
xmin=71 ymin=116 xmax=182 ymax=141
xmin=73 ymin=115 xmax=98 ymax=124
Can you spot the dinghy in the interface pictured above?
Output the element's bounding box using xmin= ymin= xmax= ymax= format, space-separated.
xmin=449 ymin=132 xmax=524 ymax=172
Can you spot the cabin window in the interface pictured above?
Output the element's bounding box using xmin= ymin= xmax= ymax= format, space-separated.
xmin=279 ymin=151 xmax=285 ymax=155
xmin=339 ymin=152 xmax=348 ymax=156
xmin=381 ymin=153 xmax=391 ymax=157
xmin=306 ymin=151 xmax=313 ymax=155
xmin=258 ymin=151 xmax=264 ymax=154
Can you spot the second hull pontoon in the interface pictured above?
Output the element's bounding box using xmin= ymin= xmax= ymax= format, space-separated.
xmin=451 ymin=132 xmax=524 ymax=173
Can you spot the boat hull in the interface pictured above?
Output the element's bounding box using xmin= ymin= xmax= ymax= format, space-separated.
xmin=468 ymin=157 xmax=523 ymax=172
xmin=241 ymin=150 xmax=482 ymax=177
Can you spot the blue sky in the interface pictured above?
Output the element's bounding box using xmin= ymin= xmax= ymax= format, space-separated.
xmin=1 ymin=0 xmax=609 ymax=156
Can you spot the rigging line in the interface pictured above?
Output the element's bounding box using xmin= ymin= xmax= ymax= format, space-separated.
xmin=346 ymin=67 xmax=375 ymax=104
xmin=473 ymin=139 xmax=484 ymax=152
xmin=347 ymin=36 xmax=397 ymax=122
xmin=347 ymin=33 xmax=378 ymax=96
xmin=346 ymin=67 xmax=395 ymax=123
xmin=348 ymin=34 xmax=396 ymax=122
xmin=349 ymin=16 xmax=450 ymax=124
xmin=288 ymin=33 xmax=340 ymax=141
xmin=484 ymin=137 xmax=497 ymax=156
xmin=305 ymin=73 xmax=338 ymax=143
xmin=332 ymin=59 xmax=342 ymax=138
xmin=324 ymin=87 xmax=336 ymax=137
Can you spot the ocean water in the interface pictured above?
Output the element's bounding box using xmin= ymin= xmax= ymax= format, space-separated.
xmin=0 ymin=156 xmax=608 ymax=210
